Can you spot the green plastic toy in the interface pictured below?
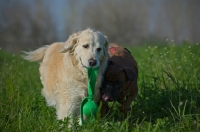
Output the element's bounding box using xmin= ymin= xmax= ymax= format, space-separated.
xmin=80 ymin=67 xmax=99 ymax=125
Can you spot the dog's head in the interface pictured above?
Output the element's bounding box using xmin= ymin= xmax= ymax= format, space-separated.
xmin=101 ymin=60 xmax=136 ymax=102
xmin=60 ymin=29 xmax=109 ymax=68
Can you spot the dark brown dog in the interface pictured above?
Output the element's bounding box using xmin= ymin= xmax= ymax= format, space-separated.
xmin=100 ymin=43 xmax=138 ymax=114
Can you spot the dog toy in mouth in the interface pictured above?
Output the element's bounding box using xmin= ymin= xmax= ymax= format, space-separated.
xmin=80 ymin=67 xmax=99 ymax=125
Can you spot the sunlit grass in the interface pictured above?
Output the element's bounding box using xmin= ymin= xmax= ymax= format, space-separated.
xmin=0 ymin=42 xmax=199 ymax=131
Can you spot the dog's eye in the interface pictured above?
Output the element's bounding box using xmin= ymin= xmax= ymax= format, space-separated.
xmin=97 ymin=48 xmax=102 ymax=52
xmin=116 ymin=81 xmax=122 ymax=88
xmin=83 ymin=44 xmax=89 ymax=49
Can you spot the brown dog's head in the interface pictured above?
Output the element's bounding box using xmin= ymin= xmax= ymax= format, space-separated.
xmin=100 ymin=60 xmax=136 ymax=102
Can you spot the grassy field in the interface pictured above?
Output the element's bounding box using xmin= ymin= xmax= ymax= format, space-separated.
xmin=0 ymin=42 xmax=199 ymax=132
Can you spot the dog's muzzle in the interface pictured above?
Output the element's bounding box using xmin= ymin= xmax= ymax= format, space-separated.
xmin=80 ymin=57 xmax=99 ymax=68
xmin=79 ymin=57 xmax=87 ymax=68
xmin=88 ymin=59 xmax=97 ymax=67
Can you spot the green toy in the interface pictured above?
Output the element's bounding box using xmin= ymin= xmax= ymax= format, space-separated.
xmin=80 ymin=67 xmax=99 ymax=125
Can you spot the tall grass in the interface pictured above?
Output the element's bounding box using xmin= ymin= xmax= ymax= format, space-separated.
xmin=0 ymin=42 xmax=199 ymax=131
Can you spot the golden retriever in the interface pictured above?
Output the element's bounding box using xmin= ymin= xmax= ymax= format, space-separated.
xmin=23 ymin=29 xmax=109 ymax=124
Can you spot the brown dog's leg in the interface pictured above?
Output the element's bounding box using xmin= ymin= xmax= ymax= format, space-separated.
xmin=119 ymin=97 xmax=132 ymax=113
xmin=119 ymin=88 xmax=138 ymax=113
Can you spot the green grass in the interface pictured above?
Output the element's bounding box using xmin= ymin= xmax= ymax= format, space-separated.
xmin=0 ymin=42 xmax=199 ymax=132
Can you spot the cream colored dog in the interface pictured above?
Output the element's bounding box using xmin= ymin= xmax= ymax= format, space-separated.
xmin=23 ymin=29 xmax=109 ymax=124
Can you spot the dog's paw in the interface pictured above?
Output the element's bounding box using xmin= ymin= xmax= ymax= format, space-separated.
xmin=119 ymin=105 xmax=131 ymax=112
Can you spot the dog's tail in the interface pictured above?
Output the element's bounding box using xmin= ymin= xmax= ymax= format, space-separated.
xmin=22 ymin=45 xmax=49 ymax=62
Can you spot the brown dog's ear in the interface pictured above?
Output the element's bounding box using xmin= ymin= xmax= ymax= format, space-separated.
xmin=122 ymin=68 xmax=137 ymax=82
xmin=107 ymin=60 xmax=114 ymax=66
xmin=60 ymin=31 xmax=81 ymax=53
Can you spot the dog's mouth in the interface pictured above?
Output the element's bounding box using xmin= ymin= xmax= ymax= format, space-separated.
xmin=102 ymin=94 xmax=113 ymax=102
xmin=79 ymin=57 xmax=87 ymax=68
xmin=79 ymin=57 xmax=99 ymax=69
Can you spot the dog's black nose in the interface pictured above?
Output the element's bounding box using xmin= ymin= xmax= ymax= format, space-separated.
xmin=107 ymin=85 xmax=112 ymax=90
xmin=88 ymin=59 xmax=97 ymax=66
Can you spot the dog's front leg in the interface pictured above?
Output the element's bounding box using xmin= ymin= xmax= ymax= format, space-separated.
xmin=119 ymin=92 xmax=137 ymax=113
xmin=56 ymin=95 xmax=80 ymax=125
xmin=56 ymin=102 xmax=75 ymax=121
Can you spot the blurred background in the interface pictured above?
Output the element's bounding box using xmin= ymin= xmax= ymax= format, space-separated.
xmin=0 ymin=0 xmax=199 ymax=53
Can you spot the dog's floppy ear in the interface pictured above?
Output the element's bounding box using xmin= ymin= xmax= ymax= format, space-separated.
xmin=60 ymin=31 xmax=81 ymax=53
xmin=107 ymin=60 xmax=114 ymax=66
xmin=104 ymin=36 xmax=110 ymax=57
xmin=122 ymin=68 xmax=137 ymax=82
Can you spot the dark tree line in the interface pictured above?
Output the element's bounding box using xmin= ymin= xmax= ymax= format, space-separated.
xmin=0 ymin=0 xmax=57 ymax=52
xmin=0 ymin=0 xmax=199 ymax=53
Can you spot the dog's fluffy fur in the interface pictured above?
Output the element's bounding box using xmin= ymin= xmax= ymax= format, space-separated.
xmin=23 ymin=29 xmax=109 ymax=124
